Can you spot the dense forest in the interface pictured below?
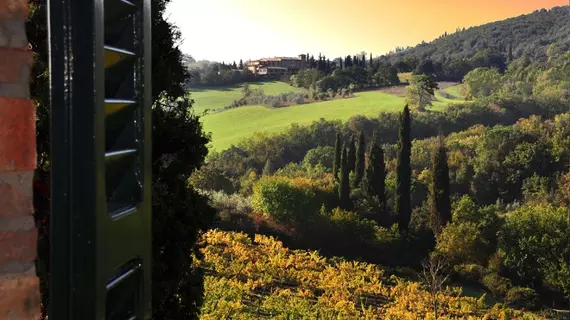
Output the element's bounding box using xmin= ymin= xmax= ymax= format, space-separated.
xmin=384 ymin=6 xmax=570 ymax=64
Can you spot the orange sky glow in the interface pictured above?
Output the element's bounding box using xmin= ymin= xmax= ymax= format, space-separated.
xmin=167 ymin=0 xmax=568 ymax=62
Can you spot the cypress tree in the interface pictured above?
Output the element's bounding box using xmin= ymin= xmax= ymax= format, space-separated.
xmin=362 ymin=54 xmax=366 ymax=68
xmin=339 ymin=144 xmax=351 ymax=209
xmin=429 ymin=141 xmax=452 ymax=230
xmin=354 ymin=130 xmax=365 ymax=187
xmin=263 ymin=159 xmax=273 ymax=176
xmin=347 ymin=135 xmax=357 ymax=173
xmin=508 ymin=43 xmax=514 ymax=62
xmin=333 ymin=133 xmax=342 ymax=180
xmin=369 ymin=53 xmax=373 ymax=67
xmin=239 ymin=59 xmax=244 ymax=70
xmin=396 ymin=105 xmax=412 ymax=234
xmin=363 ymin=131 xmax=386 ymax=223
xmin=339 ymin=57 xmax=344 ymax=69
xmin=232 ymin=61 xmax=237 ymax=69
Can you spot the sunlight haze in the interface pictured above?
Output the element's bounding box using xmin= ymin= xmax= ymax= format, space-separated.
xmin=166 ymin=0 xmax=567 ymax=62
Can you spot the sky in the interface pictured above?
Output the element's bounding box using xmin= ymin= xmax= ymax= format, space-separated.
xmin=166 ymin=0 xmax=568 ymax=63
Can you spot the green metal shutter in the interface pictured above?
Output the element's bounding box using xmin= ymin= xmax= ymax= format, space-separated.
xmin=49 ymin=0 xmax=152 ymax=318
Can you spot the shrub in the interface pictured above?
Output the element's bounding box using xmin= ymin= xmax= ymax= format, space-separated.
xmin=189 ymin=163 xmax=235 ymax=193
xmin=302 ymin=146 xmax=335 ymax=169
xmin=487 ymin=252 xmax=506 ymax=274
xmin=504 ymin=286 xmax=540 ymax=311
xmin=327 ymin=207 xmax=377 ymax=241
xmin=452 ymin=264 xmax=486 ymax=284
xmin=435 ymin=222 xmax=489 ymax=265
xmin=327 ymin=88 xmax=335 ymax=98
xmin=209 ymin=191 xmax=253 ymax=219
xmin=498 ymin=205 xmax=570 ymax=289
xmin=225 ymin=90 xmax=311 ymax=109
xmin=482 ymin=274 xmax=512 ymax=297
xmin=316 ymin=92 xmax=328 ymax=101
xmin=252 ymin=176 xmax=333 ymax=224
xmin=239 ymin=169 xmax=259 ymax=195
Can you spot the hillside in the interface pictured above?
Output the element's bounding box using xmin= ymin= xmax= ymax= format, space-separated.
xmin=189 ymin=6 xmax=570 ymax=320
xmin=198 ymin=83 xmax=462 ymax=150
xmin=197 ymin=230 xmax=550 ymax=320
xmin=385 ymin=6 xmax=570 ymax=63
xmin=190 ymin=81 xmax=306 ymax=115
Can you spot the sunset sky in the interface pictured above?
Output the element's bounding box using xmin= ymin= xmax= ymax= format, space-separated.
xmin=166 ymin=0 xmax=568 ymax=63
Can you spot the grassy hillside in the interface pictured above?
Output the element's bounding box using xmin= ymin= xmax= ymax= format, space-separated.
xmin=190 ymin=81 xmax=305 ymax=114
xmin=196 ymin=229 xmax=548 ymax=320
xmin=197 ymin=83 xmax=462 ymax=151
xmin=201 ymin=91 xmax=403 ymax=150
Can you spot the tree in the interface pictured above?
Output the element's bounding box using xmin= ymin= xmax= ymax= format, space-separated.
xmin=354 ymin=130 xmax=365 ymax=187
xmin=429 ymin=142 xmax=452 ymax=231
xmin=470 ymin=48 xmax=506 ymax=72
xmin=232 ymin=61 xmax=237 ymax=69
xmin=396 ymin=105 xmax=412 ymax=234
xmin=302 ymin=146 xmax=335 ymax=169
xmin=339 ymin=144 xmax=351 ymax=209
xmin=435 ymin=222 xmax=488 ymax=265
xmin=462 ymin=67 xmax=503 ymax=100
xmin=333 ymin=133 xmax=342 ymax=180
xmin=239 ymin=59 xmax=244 ymax=70
xmin=345 ymin=55 xmax=352 ymax=68
xmin=414 ymin=59 xmax=435 ymax=76
xmin=420 ymin=255 xmax=450 ymax=320
xmin=363 ymin=131 xmax=386 ymax=220
xmin=405 ymin=74 xmax=439 ymax=111
xmin=252 ymin=176 xmax=326 ymax=224
xmin=499 ymin=205 xmax=570 ymax=290
xmin=263 ymin=159 xmax=273 ymax=176
xmin=347 ymin=135 xmax=357 ymax=173
xmin=29 ymin=0 xmax=216 ymax=318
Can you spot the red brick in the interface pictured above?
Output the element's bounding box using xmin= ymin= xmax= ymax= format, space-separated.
xmin=0 ymin=97 xmax=35 ymax=171
xmin=0 ymin=171 xmax=33 ymax=218
xmin=0 ymin=229 xmax=37 ymax=266
xmin=0 ymin=0 xmax=29 ymax=19
xmin=0 ymin=275 xmax=40 ymax=318
xmin=0 ymin=48 xmax=32 ymax=83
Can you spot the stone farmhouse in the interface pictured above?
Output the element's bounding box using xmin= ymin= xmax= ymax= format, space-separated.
xmin=247 ymin=54 xmax=310 ymax=76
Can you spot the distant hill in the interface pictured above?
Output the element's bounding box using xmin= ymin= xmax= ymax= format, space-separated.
xmin=385 ymin=6 xmax=570 ymax=63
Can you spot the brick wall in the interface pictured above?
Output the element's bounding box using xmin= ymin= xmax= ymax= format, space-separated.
xmin=0 ymin=0 xmax=41 ymax=318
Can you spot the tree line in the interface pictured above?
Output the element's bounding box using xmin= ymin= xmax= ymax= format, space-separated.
xmin=333 ymin=106 xmax=452 ymax=235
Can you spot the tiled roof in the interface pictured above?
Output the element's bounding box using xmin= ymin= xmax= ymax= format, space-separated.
xmin=255 ymin=57 xmax=302 ymax=62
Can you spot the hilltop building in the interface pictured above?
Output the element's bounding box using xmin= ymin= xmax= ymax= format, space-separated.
xmin=247 ymin=54 xmax=309 ymax=76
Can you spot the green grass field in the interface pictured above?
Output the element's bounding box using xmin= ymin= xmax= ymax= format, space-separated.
xmin=190 ymin=81 xmax=305 ymax=115
xmin=202 ymin=91 xmax=408 ymax=150
xmin=191 ymin=81 xmax=463 ymax=151
xmin=443 ymin=84 xmax=465 ymax=99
